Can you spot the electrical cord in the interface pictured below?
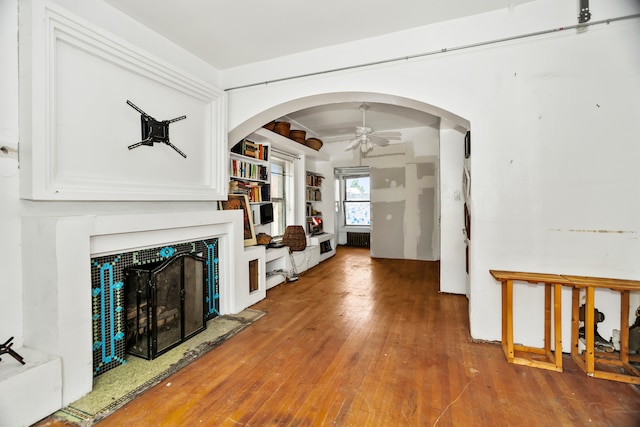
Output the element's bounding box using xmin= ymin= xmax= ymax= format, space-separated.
xmin=287 ymin=248 xmax=312 ymax=281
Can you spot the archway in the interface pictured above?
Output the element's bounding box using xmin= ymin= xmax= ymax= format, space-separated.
xmin=228 ymin=91 xmax=470 ymax=296
xmin=228 ymin=92 xmax=469 ymax=146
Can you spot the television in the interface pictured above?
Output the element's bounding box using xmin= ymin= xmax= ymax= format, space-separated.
xmin=251 ymin=202 xmax=273 ymax=225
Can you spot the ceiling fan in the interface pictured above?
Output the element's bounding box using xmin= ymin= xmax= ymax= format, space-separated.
xmin=343 ymin=104 xmax=402 ymax=154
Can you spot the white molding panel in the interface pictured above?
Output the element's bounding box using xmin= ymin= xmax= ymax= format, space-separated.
xmin=19 ymin=1 xmax=227 ymax=200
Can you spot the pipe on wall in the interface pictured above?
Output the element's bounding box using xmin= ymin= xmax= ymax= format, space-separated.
xmin=225 ymin=14 xmax=639 ymax=92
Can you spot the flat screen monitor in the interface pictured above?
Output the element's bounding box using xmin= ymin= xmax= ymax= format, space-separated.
xmin=260 ymin=202 xmax=273 ymax=225
xmin=252 ymin=202 xmax=273 ymax=225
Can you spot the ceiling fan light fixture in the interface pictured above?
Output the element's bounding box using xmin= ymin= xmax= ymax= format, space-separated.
xmin=360 ymin=138 xmax=373 ymax=154
xmin=341 ymin=103 xmax=402 ymax=153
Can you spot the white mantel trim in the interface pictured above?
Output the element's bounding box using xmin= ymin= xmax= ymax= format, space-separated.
xmin=21 ymin=209 xmax=246 ymax=406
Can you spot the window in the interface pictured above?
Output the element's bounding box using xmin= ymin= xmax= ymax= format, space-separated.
xmin=344 ymin=176 xmax=370 ymax=226
xmin=270 ymin=156 xmax=294 ymax=238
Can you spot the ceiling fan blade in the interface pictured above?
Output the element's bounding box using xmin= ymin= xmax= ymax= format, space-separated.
xmin=344 ymin=138 xmax=361 ymax=151
xmin=369 ymin=135 xmax=390 ymax=146
xmin=373 ymin=135 xmax=401 ymax=141
xmin=372 ymin=131 xmax=402 ymax=138
xmin=328 ymin=137 xmax=354 ymax=144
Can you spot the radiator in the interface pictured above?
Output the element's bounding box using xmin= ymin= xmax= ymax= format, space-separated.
xmin=346 ymin=232 xmax=370 ymax=248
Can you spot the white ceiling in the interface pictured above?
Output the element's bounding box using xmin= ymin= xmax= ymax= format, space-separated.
xmin=104 ymin=0 xmax=533 ymax=70
xmin=103 ymin=0 xmax=533 ymax=142
xmin=283 ymin=102 xmax=441 ymax=142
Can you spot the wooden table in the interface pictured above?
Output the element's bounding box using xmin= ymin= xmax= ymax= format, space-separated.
xmin=490 ymin=270 xmax=640 ymax=383
xmin=565 ymin=275 xmax=640 ymax=384
xmin=489 ymin=270 xmax=572 ymax=372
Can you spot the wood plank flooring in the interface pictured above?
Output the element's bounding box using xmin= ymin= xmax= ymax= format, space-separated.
xmin=37 ymin=247 xmax=640 ymax=426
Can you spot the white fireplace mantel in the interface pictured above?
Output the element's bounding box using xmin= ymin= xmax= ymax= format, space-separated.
xmin=19 ymin=208 xmax=251 ymax=408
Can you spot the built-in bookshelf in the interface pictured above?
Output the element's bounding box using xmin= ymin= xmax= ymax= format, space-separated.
xmin=229 ymin=139 xmax=271 ymax=203
xmin=230 ymin=129 xmax=335 ymax=291
xmin=306 ymin=171 xmax=324 ymax=235
xmin=306 ymin=168 xmax=335 ymax=262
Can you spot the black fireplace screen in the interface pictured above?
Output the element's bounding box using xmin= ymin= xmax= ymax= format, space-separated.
xmin=91 ymin=239 xmax=219 ymax=376
xmin=125 ymin=253 xmax=206 ymax=360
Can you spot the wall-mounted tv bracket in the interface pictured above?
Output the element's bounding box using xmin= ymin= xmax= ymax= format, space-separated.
xmin=578 ymin=0 xmax=591 ymax=23
xmin=126 ymin=100 xmax=187 ymax=158
xmin=0 ymin=336 xmax=25 ymax=365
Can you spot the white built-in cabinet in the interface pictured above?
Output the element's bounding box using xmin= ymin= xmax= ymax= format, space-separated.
xmin=266 ymin=246 xmax=289 ymax=289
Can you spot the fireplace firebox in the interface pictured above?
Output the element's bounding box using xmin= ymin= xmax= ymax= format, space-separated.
xmin=125 ymin=253 xmax=206 ymax=360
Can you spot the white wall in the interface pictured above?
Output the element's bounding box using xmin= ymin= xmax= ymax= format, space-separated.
xmin=294 ymin=124 xmax=445 ymax=262
xmin=1 ymin=0 xmax=225 ymax=347
xmin=0 ymin=0 xmax=23 ymax=347
xmin=1 ymin=1 xmax=232 ymax=423
xmin=224 ymin=1 xmax=640 ymax=348
xmin=439 ymin=129 xmax=467 ymax=295
xmin=328 ymin=127 xmax=440 ymax=261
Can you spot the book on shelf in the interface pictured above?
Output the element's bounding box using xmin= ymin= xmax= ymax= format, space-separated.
xmin=230 ymin=159 xmax=268 ymax=181
xmin=306 ymin=172 xmax=323 ymax=187
xmin=306 ymin=188 xmax=321 ymax=201
xmin=306 ymin=202 xmax=321 ymax=217
xmin=229 ymin=181 xmax=270 ymax=203
xmin=231 ymin=139 xmax=269 ymax=161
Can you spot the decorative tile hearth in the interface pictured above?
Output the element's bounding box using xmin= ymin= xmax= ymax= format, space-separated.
xmin=91 ymin=239 xmax=219 ymax=376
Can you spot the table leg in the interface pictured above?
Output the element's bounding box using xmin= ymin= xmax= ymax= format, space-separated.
xmin=571 ymin=287 xmax=580 ymax=358
xmin=585 ymin=286 xmax=595 ymax=375
xmin=502 ymin=279 xmax=514 ymax=361
xmin=620 ymin=290 xmax=630 ymax=365
xmin=553 ymin=284 xmax=563 ymax=369
xmin=544 ymin=284 xmax=551 ymax=354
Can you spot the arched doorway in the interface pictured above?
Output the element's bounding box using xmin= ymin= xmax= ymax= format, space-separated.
xmin=228 ymin=92 xmax=468 ymax=144
xmin=228 ymin=91 xmax=469 ymax=296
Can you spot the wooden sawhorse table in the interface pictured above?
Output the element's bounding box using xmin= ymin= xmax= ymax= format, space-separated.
xmin=489 ymin=270 xmax=572 ymax=372
xmin=491 ymin=270 xmax=640 ymax=383
xmin=566 ymin=275 xmax=640 ymax=384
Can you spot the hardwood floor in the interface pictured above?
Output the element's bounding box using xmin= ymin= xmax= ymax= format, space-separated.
xmin=37 ymin=247 xmax=640 ymax=426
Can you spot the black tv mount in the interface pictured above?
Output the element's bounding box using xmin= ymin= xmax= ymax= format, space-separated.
xmin=0 ymin=336 xmax=25 ymax=365
xmin=127 ymin=100 xmax=187 ymax=158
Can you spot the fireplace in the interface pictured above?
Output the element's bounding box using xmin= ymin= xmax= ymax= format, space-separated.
xmin=91 ymin=238 xmax=219 ymax=375
xmin=21 ymin=209 xmax=254 ymax=407
xmin=125 ymin=253 xmax=206 ymax=360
